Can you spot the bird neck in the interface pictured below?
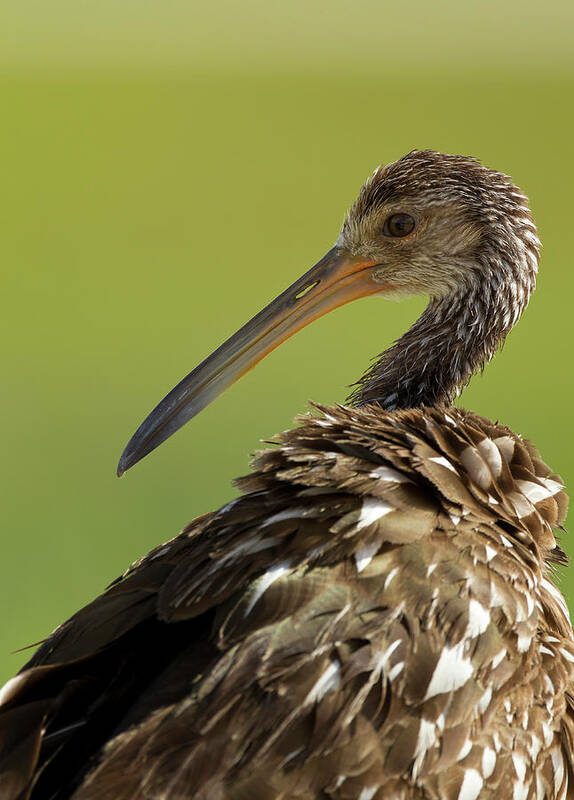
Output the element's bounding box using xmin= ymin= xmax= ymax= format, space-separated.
xmin=348 ymin=277 xmax=521 ymax=410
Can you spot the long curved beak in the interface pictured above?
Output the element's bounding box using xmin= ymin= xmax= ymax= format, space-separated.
xmin=117 ymin=247 xmax=383 ymax=475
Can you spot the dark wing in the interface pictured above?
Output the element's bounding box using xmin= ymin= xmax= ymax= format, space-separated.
xmin=0 ymin=405 xmax=572 ymax=800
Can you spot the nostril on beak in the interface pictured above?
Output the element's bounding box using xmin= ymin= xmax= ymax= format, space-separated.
xmin=294 ymin=280 xmax=320 ymax=301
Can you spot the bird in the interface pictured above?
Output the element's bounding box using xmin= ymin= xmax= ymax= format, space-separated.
xmin=0 ymin=149 xmax=573 ymax=800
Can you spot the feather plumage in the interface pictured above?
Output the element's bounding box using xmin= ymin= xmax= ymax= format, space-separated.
xmin=1 ymin=406 xmax=572 ymax=799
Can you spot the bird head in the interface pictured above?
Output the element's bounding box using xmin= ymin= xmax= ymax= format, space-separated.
xmin=118 ymin=151 xmax=540 ymax=475
xmin=339 ymin=150 xmax=538 ymax=302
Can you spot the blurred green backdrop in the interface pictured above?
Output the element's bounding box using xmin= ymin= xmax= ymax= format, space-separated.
xmin=1 ymin=0 xmax=574 ymax=684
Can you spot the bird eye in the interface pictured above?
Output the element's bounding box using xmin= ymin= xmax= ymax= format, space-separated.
xmin=383 ymin=213 xmax=416 ymax=238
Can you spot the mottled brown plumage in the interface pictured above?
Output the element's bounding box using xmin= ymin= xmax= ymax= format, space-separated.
xmin=1 ymin=151 xmax=572 ymax=800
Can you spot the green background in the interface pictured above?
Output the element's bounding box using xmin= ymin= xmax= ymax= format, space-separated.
xmin=2 ymin=1 xmax=573 ymax=684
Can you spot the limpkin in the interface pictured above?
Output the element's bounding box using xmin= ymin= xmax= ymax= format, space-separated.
xmin=1 ymin=150 xmax=573 ymax=800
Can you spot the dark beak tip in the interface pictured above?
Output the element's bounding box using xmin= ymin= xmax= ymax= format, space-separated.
xmin=116 ymin=447 xmax=135 ymax=478
xmin=116 ymin=246 xmax=356 ymax=474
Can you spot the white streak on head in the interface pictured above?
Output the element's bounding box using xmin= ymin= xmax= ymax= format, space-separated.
xmin=357 ymin=498 xmax=393 ymax=530
xmin=424 ymin=641 xmax=474 ymax=699
xmin=358 ymin=788 xmax=378 ymax=800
